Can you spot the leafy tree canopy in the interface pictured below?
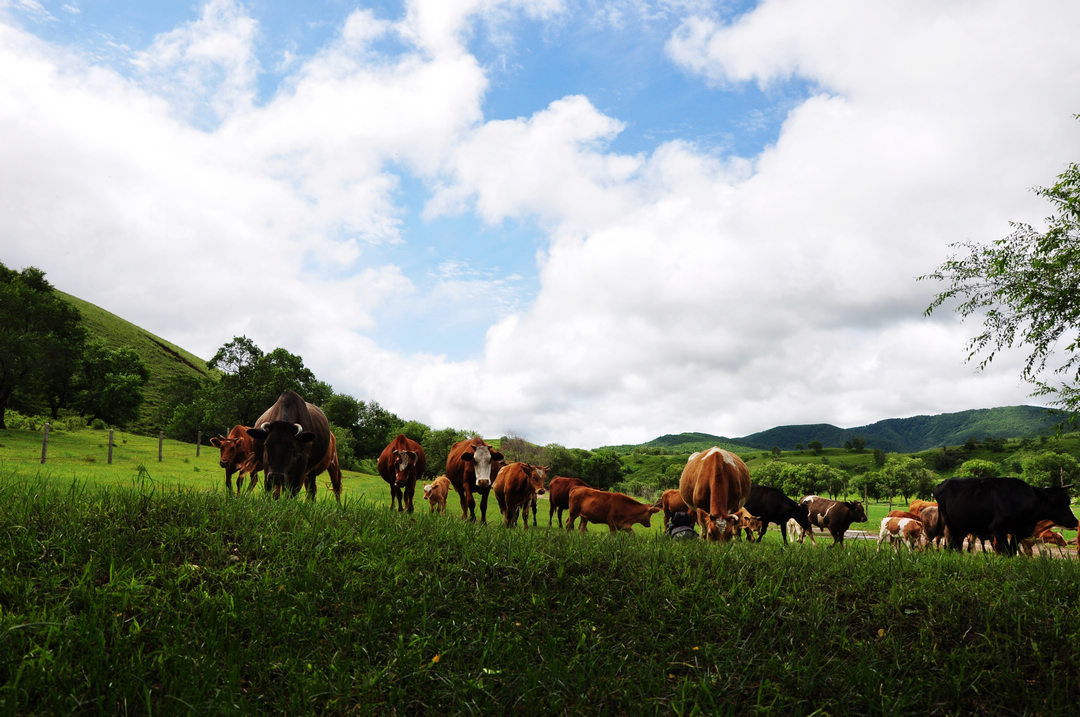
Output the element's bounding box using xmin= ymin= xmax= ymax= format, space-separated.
xmin=924 ymin=146 xmax=1080 ymax=414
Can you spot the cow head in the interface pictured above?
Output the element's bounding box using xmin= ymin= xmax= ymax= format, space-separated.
xmin=845 ymin=500 xmax=869 ymax=523
xmin=703 ymin=511 xmax=738 ymax=542
xmin=392 ymin=449 xmax=419 ymax=488
xmin=210 ymin=435 xmax=244 ymax=470
xmin=422 ymin=483 xmax=434 ymax=500
xmin=246 ymin=422 xmax=315 ymax=495
xmin=1035 ymin=486 xmax=1079 ymax=530
xmin=639 ymin=505 xmax=661 ymax=529
xmin=528 ymin=465 xmax=549 ymax=496
xmin=463 ymin=444 xmax=504 ymax=489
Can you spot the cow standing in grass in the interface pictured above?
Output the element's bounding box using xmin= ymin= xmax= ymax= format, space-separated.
xmin=445 ymin=437 xmax=505 ymax=523
xmin=378 ymin=434 xmax=427 ymax=513
xmin=678 ymin=447 xmax=751 ymax=542
xmin=743 ymin=484 xmax=813 ymax=544
xmin=800 ymin=495 xmax=868 ymax=547
xmin=247 ymin=391 xmax=342 ymax=501
xmin=210 ymin=424 xmax=260 ymax=494
xmin=494 ymin=462 xmax=548 ymax=528
xmin=566 ymin=486 xmax=660 ymax=534
xmin=547 ymin=476 xmax=590 ymax=528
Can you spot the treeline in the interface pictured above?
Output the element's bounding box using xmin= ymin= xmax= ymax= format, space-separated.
xmin=0 ymin=264 xmax=150 ymax=430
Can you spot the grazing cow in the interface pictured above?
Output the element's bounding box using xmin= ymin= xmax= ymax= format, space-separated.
xmin=908 ymin=499 xmax=937 ymax=517
xmin=878 ymin=517 xmax=924 ymax=551
xmin=935 ymin=476 xmax=1078 ymax=556
xmin=547 ymin=476 xmax=591 ymax=528
xmin=886 ymin=510 xmax=921 ymax=520
xmin=210 ymin=424 xmax=260 ymax=494
xmin=494 ymin=462 xmax=548 ymax=528
xmin=660 ymin=489 xmax=692 ymax=531
xmin=800 ymin=496 xmax=868 ymax=547
xmin=679 ymin=447 xmax=752 ymax=542
xmin=246 ymin=391 xmax=342 ymax=500
xmin=786 ymin=517 xmax=817 ymax=545
xmin=919 ymin=506 xmax=945 ymax=548
xmin=445 ymin=437 xmax=505 ymax=523
xmin=731 ymin=507 xmax=762 ymax=541
xmin=743 ymin=484 xmax=813 ymax=544
xmin=377 ymin=434 xmax=428 ymax=513
xmin=423 ymin=475 xmax=451 ymax=514
xmin=566 ymin=486 xmax=661 ymax=533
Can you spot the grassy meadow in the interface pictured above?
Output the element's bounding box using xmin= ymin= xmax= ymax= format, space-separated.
xmin=4 ymin=427 xmax=1080 ymax=714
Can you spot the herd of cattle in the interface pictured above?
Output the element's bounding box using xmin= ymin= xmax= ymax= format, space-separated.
xmin=211 ymin=391 xmax=1080 ymax=557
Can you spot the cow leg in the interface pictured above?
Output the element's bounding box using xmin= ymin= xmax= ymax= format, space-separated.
xmin=549 ymin=501 xmax=556 ymax=527
xmin=478 ymin=490 xmax=490 ymax=524
xmin=224 ymin=468 xmax=235 ymax=495
xmin=460 ymin=484 xmax=474 ymax=521
xmin=304 ymin=473 xmax=317 ymax=501
xmin=404 ymin=480 xmax=415 ymax=513
xmin=328 ymin=462 xmax=343 ymax=503
xmin=247 ymin=470 xmax=260 ymax=492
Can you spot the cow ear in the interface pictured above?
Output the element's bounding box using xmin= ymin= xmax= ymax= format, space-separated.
xmin=462 ymin=452 xmax=474 ymax=463
xmin=491 ymin=452 xmax=504 ymax=462
xmin=649 ymin=506 xmax=661 ymax=514
xmin=246 ymin=428 xmax=267 ymax=441
xmin=297 ymin=431 xmax=316 ymax=444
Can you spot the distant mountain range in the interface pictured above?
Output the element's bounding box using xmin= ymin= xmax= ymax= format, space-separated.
xmin=626 ymin=406 xmax=1071 ymax=455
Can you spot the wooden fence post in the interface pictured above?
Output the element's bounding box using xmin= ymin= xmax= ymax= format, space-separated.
xmin=40 ymin=423 xmax=50 ymax=464
xmin=158 ymin=431 xmax=163 ymax=462
xmin=108 ymin=429 xmax=114 ymax=464
xmin=196 ymin=431 xmax=201 ymax=457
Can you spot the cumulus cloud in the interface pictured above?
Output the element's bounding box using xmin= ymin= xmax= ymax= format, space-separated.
xmin=3 ymin=0 xmax=1080 ymax=449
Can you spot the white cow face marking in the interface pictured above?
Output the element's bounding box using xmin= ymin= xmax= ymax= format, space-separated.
xmin=472 ymin=445 xmax=495 ymax=488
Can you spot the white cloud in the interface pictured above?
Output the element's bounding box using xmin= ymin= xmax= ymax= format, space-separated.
xmin=3 ymin=0 xmax=1080 ymax=450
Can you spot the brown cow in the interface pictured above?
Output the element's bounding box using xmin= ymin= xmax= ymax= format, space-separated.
xmin=878 ymin=517 xmax=924 ymax=551
xmin=247 ymin=390 xmax=342 ymax=500
xmin=566 ymin=486 xmax=660 ymax=533
xmin=547 ymin=476 xmax=590 ymax=527
xmin=445 ymin=437 xmax=505 ymax=523
xmin=377 ymin=434 xmax=427 ymax=513
xmin=908 ymin=499 xmax=937 ymax=517
xmin=210 ymin=424 xmax=260 ymax=494
xmin=887 ymin=510 xmax=921 ymax=520
xmin=1021 ymin=519 xmax=1070 ymax=556
xmin=660 ymin=488 xmax=691 ymax=531
xmin=423 ymin=475 xmax=451 ymax=514
xmin=494 ymin=462 xmax=548 ymax=528
xmin=678 ymin=447 xmax=751 ymax=542
xmin=919 ymin=506 xmax=945 ymax=548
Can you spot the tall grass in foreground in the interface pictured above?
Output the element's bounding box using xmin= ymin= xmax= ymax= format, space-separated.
xmin=1 ymin=475 xmax=1079 ymax=715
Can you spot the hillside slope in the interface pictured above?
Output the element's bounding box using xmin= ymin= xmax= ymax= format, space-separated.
xmin=58 ymin=291 xmax=212 ymax=431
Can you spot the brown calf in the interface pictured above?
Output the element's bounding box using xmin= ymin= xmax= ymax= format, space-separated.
xmin=494 ymin=462 xmax=548 ymax=528
xmin=566 ymin=486 xmax=661 ymax=534
xmin=423 ymin=475 xmax=451 ymax=514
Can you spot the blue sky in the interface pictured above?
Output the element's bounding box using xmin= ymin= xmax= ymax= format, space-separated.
xmin=4 ymin=0 xmax=1080 ymax=447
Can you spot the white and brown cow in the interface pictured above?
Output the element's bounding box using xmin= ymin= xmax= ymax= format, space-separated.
xmin=800 ymin=495 xmax=868 ymax=547
xmin=678 ymin=447 xmax=751 ymax=542
xmin=878 ymin=517 xmax=924 ymax=551
xmin=423 ymin=475 xmax=452 ymax=514
xmin=445 ymin=437 xmax=505 ymax=523
xmin=377 ymin=434 xmax=427 ymax=513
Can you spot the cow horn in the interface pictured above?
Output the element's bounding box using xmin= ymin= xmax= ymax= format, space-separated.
xmin=260 ymin=423 xmax=270 ymax=431
xmin=294 ymin=423 xmax=303 ymax=436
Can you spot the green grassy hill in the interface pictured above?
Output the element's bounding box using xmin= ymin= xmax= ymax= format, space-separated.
xmin=735 ymin=405 xmax=1070 ymax=453
xmin=58 ymin=291 xmax=213 ymax=432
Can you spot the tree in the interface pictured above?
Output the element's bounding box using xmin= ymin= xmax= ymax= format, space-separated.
xmin=955 ymin=459 xmax=1002 ymax=479
xmin=75 ymin=339 xmax=150 ymax=426
xmin=581 ymin=449 xmax=624 ymax=491
xmin=0 ymin=264 xmax=86 ymax=428
xmin=877 ymin=455 xmax=935 ymax=505
xmin=208 ymin=336 xmax=266 ymax=426
xmin=1020 ymin=451 xmax=1080 ymax=489
xmin=923 ymin=152 xmax=1080 ymax=413
xmin=422 ymin=427 xmax=469 ymax=479
xmin=807 ymin=440 xmax=824 ymax=455
xmin=353 ymin=400 xmax=404 ymax=458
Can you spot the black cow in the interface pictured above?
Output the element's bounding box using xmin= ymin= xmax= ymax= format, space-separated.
xmin=744 ymin=484 xmax=813 ymax=544
xmin=800 ymin=495 xmax=868 ymax=546
xmin=246 ymin=390 xmax=343 ymax=501
xmin=935 ymin=477 xmax=1077 ymax=556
